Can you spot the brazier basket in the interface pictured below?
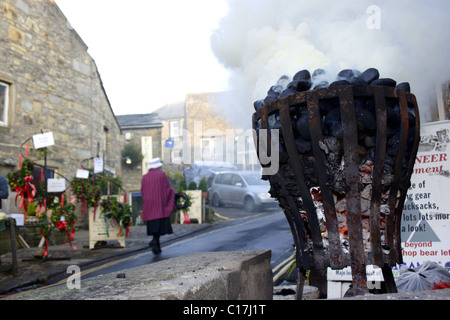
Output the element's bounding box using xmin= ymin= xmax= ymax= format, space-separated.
xmin=252 ymin=85 xmax=420 ymax=298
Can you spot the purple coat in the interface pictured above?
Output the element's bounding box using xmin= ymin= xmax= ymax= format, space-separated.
xmin=141 ymin=169 xmax=175 ymax=221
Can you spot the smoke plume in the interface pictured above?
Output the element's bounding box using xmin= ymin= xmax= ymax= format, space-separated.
xmin=211 ymin=0 xmax=450 ymax=127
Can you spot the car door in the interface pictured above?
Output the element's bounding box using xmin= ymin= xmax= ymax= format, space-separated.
xmin=218 ymin=173 xmax=234 ymax=204
xmin=228 ymin=174 xmax=246 ymax=205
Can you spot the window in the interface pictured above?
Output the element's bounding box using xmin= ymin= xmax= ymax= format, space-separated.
xmin=220 ymin=174 xmax=233 ymax=185
xmin=103 ymin=126 xmax=110 ymax=153
xmin=231 ymin=175 xmax=244 ymax=186
xmin=201 ymin=136 xmax=223 ymax=161
xmin=0 ymin=81 xmax=9 ymax=126
xmin=201 ymin=138 xmax=212 ymax=159
xmin=170 ymin=121 xmax=180 ymax=138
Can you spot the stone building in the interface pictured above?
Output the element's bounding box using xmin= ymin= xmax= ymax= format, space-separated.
xmin=153 ymin=92 xmax=258 ymax=175
xmin=154 ymin=101 xmax=185 ymax=165
xmin=0 ymin=0 xmax=122 ymax=204
xmin=115 ymin=113 xmax=162 ymax=200
xmin=183 ymin=91 xmax=257 ymax=171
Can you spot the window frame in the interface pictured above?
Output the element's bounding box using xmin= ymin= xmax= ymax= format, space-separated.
xmin=0 ymin=80 xmax=10 ymax=127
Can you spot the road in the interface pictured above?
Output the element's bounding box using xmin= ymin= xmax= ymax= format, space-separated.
xmin=47 ymin=204 xmax=295 ymax=286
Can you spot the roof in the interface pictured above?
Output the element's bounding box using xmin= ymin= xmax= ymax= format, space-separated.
xmin=116 ymin=113 xmax=163 ymax=130
xmin=153 ymin=101 xmax=185 ymax=121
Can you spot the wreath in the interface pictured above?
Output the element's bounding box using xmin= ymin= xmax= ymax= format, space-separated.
xmin=175 ymin=192 xmax=190 ymax=210
xmin=100 ymin=196 xmax=132 ymax=237
xmin=39 ymin=195 xmax=77 ymax=257
xmin=71 ymin=175 xmax=101 ymax=216
xmin=175 ymin=192 xmax=192 ymax=224
xmin=6 ymin=158 xmax=36 ymax=212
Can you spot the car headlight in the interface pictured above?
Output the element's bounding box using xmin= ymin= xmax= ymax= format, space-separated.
xmin=257 ymin=192 xmax=271 ymax=199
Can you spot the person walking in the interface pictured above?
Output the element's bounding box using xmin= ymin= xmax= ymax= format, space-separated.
xmin=141 ymin=158 xmax=175 ymax=254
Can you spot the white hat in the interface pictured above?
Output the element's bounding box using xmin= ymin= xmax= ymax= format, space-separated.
xmin=148 ymin=158 xmax=163 ymax=169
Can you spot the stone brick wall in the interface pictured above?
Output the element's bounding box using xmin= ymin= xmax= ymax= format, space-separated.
xmin=0 ymin=0 xmax=122 ymax=189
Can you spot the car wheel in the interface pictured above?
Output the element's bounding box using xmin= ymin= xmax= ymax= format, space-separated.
xmin=244 ymin=197 xmax=256 ymax=212
xmin=212 ymin=194 xmax=221 ymax=207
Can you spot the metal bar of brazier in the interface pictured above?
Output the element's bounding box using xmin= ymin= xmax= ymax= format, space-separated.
xmin=252 ymin=85 xmax=420 ymax=298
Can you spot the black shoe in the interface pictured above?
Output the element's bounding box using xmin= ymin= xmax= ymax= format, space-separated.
xmin=150 ymin=240 xmax=161 ymax=255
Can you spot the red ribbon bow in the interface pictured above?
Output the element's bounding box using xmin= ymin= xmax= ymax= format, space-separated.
xmin=56 ymin=221 xmax=68 ymax=230
xmin=14 ymin=175 xmax=36 ymax=211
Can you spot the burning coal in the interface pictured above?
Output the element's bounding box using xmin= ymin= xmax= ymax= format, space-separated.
xmin=253 ymin=67 xmax=419 ymax=261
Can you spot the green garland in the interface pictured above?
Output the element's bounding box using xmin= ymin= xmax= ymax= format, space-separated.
xmin=39 ymin=195 xmax=77 ymax=256
xmin=71 ymin=175 xmax=101 ymax=214
xmin=100 ymin=196 xmax=132 ymax=236
xmin=6 ymin=158 xmax=34 ymax=190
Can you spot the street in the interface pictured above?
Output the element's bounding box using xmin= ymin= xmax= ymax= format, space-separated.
xmin=46 ymin=204 xmax=295 ymax=286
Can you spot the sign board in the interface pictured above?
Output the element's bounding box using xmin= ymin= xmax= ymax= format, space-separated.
xmin=328 ymin=121 xmax=450 ymax=290
xmin=327 ymin=265 xmax=384 ymax=282
xmin=327 ymin=265 xmax=384 ymax=298
xmin=400 ymin=120 xmax=450 ymax=274
xmin=165 ymin=138 xmax=174 ymax=148
xmin=76 ymin=169 xmax=90 ymax=179
xmin=88 ymin=205 xmax=125 ymax=249
xmin=47 ymin=178 xmax=66 ymax=193
xmin=32 ymin=132 xmax=54 ymax=149
xmin=180 ymin=190 xmax=202 ymax=224
xmin=6 ymin=214 xmax=24 ymax=226
xmin=93 ymin=157 xmax=103 ymax=174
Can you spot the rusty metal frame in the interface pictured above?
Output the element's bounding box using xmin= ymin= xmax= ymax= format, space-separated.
xmin=252 ymin=84 xmax=420 ymax=298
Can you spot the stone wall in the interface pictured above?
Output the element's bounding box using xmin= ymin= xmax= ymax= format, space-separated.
xmin=6 ymin=250 xmax=273 ymax=300
xmin=0 ymin=0 xmax=122 ymax=184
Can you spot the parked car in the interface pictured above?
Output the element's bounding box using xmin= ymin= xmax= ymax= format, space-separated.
xmin=184 ymin=161 xmax=237 ymax=187
xmin=210 ymin=171 xmax=277 ymax=212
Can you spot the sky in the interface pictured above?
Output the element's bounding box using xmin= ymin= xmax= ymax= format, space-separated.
xmin=55 ymin=0 xmax=450 ymax=125
xmin=55 ymin=0 xmax=231 ymax=115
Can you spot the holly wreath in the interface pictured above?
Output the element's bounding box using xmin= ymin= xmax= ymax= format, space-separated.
xmin=175 ymin=192 xmax=190 ymax=210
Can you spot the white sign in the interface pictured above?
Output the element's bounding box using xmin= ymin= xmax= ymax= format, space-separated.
xmin=399 ymin=120 xmax=450 ymax=275
xmin=327 ymin=265 xmax=384 ymax=281
xmin=7 ymin=213 xmax=24 ymax=226
xmin=93 ymin=157 xmax=103 ymax=173
xmin=47 ymin=178 xmax=66 ymax=193
xmin=32 ymin=132 xmax=55 ymax=149
xmin=76 ymin=169 xmax=90 ymax=179
xmin=89 ymin=204 xmax=125 ymax=249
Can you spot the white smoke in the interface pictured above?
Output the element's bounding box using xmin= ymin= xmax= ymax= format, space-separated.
xmin=211 ymin=0 xmax=450 ymax=127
